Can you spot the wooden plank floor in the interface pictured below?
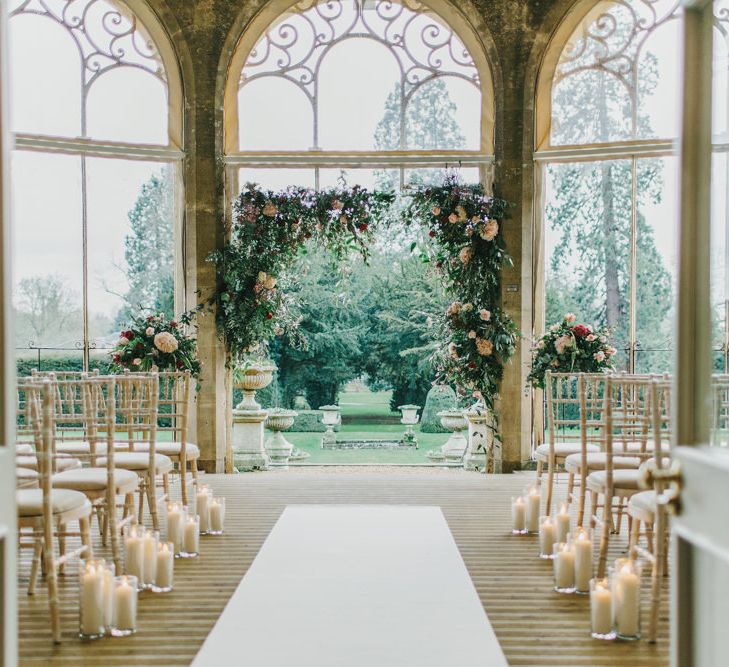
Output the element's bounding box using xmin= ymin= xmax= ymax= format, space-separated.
xmin=18 ymin=469 xmax=669 ymax=667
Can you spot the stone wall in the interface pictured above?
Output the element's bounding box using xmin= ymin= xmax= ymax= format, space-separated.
xmin=142 ymin=0 xmax=587 ymax=472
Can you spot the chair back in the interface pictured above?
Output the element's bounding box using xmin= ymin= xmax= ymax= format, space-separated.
xmin=156 ymin=371 xmax=192 ymax=445
xmin=711 ymin=374 xmax=729 ymax=446
xmin=114 ymin=374 xmax=159 ymax=467
xmin=545 ymin=371 xmax=581 ymax=451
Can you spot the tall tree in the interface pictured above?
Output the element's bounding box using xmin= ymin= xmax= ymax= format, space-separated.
xmin=118 ymin=167 xmax=175 ymax=321
xmin=15 ymin=274 xmax=80 ymax=345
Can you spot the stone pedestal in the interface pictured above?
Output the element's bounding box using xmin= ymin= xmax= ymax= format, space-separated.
xmin=233 ymin=408 xmax=269 ymax=470
xmin=264 ymin=409 xmax=298 ymax=468
xmin=464 ymin=407 xmax=500 ymax=473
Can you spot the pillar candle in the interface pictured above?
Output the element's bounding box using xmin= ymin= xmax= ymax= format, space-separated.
xmin=574 ymin=528 xmax=593 ymax=593
xmin=209 ymin=497 xmax=225 ymax=534
xmin=556 ymin=503 xmax=571 ymax=544
xmin=154 ymin=542 xmax=174 ymax=591
xmin=182 ymin=515 xmax=200 ymax=556
xmin=614 ymin=560 xmax=641 ymax=637
xmin=511 ymin=496 xmax=526 ymax=533
xmin=80 ymin=561 xmax=105 ymax=637
xmin=590 ymin=578 xmax=614 ymax=636
xmin=142 ymin=530 xmax=158 ymax=587
xmin=553 ymin=542 xmax=575 ymax=592
xmin=525 ymin=486 xmax=541 ymax=533
xmin=112 ymin=576 xmax=137 ymax=635
xmin=539 ymin=516 xmax=556 ymax=558
xmin=124 ymin=525 xmax=145 ymax=587
xmin=166 ymin=503 xmax=184 ymax=554
xmin=102 ymin=563 xmax=115 ymax=629
xmin=197 ymin=486 xmax=211 ymax=534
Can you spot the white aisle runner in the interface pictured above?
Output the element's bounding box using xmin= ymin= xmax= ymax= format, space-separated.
xmin=192 ymin=505 xmax=508 ymax=667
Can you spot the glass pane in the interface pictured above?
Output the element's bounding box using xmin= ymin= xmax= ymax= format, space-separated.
xmin=551 ymin=0 xmax=681 ymax=146
xmin=239 ymin=79 xmax=314 ymax=151
xmin=8 ymin=13 xmax=82 ymax=137
xmin=403 ymin=167 xmax=480 ymax=189
xmin=86 ymin=68 xmax=168 ymax=145
xmin=12 ymin=152 xmax=84 ymax=361
xmin=544 ymin=159 xmax=632 ymax=371
xmin=86 ymin=159 xmax=176 ymax=348
xmin=711 ymin=153 xmax=729 ymax=372
xmin=713 ymin=2 xmax=729 ymax=143
xmin=238 ymin=169 xmax=316 ymax=191
xmin=634 ymin=156 xmax=678 ymax=374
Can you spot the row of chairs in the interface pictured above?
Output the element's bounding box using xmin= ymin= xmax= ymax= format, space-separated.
xmin=15 ymin=370 xmax=199 ymax=642
xmin=536 ymin=372 xmax=673 ymax=642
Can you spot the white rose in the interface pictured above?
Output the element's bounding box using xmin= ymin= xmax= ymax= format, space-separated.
xmin=154 ymin=331 xmax=178 ymax=354
xmin=565 ymin=313 xmax=576 ymax=324
xmin=586 ymin=334 xmax=596 ymax=342
xmin=479 ymin=309 xmax=491 ymax=322
xmin=132 ymin=358 xmax=142 ymax=366
xmin=118 ymin=336 xmax=129 ymax=346
xmin=555 ymin=335 xmax=573 ymax=355
xmin=145 ymin=327 xmax=154 ymax=336
xmin=468 ymin=330 xmax=477 ymax=339
xmin=536 ymin=340 xmax=545 ymax=349
xmin=463 ymin=303 xmax=473 ymax=312
xmin=150 ymin=364 xmax=159 ymax=372
xmin=594 ymin=350 xmax=606 ymax=362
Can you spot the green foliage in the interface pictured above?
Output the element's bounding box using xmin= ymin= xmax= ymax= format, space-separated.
xmin=402 ymin=176 xmax=520 ymax=409
xmin=420 ymin=384 xmax=458 ymax=433
xmin=16 ymin=356 xmax=115 ymax=377
xmin=119 ymin=168 xmax=175 ymax=321
xmin=287 ymin=409 xmax=340 ymax=433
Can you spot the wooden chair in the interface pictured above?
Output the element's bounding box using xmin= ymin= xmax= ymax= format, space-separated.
xmin=588 ymin=375 xmax=654 ymax=577
xmin=564 ymin=374 xmax=641 ymax=527
xmin=16 ymin=380 xmax=94 ymax=643
xmin=132 ymin=371 xmax=199 ymax=505
xmin=51 ymin=376 xmax=139 ymax=572
xmin=628 ymin=378 xmax=672 ymax=643
xmin=100 ymin=374 xmax=170 ymax=531
xmin=537 ymin=372 xmax=600 ymax=515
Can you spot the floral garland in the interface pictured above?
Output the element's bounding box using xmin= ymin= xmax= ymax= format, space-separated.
xmin=403 ymin=175 xmax=519 ymax=411
xmin=208 ymin=182 xmax=394 ymax=360
xmin=527 ymin=313 xmax=616 ymax=389
xmin=110 ymin=311 xmax=201 ymax=376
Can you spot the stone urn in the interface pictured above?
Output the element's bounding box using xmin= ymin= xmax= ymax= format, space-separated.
xmin=233 ymin=363 xmax=276 ymax=410
xmin=319 ymin=405 xmax=340 ymax=448
xmin=398 ymin=404 xmax=420 ymax=447
xmin=436 ymin=409 xmax=468 ymax=463
xmin=265 ymin=408 xmax=298 ymax=467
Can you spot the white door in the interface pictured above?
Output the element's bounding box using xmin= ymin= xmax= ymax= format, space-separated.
xmin=673 ymin=2 xmax=729 ymax=666
xmin=0 ymin=1 xmax=17 ymax=665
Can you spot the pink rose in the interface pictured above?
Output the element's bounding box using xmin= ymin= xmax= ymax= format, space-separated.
xmin=479 ymin=309 xmax=491 ymax=321
xmin=555 ymin=334 xmax=573 ymax=354
xmin=468 ymin=330 xmax=477 ymax=339
xmin=479 ymin=219 xmax=499 ymax=241
xmin=145 ymin=327 xmax=155 ymax=336
xmin=154 ymin=331 xmax=178 ymax=354
xmin=118 ymin=336 xmax=130 ymax=346
xmin=448 ymin=213 xmax=458 ymax=224
xmin=594 ymin=350 xmax=606 ymax=362
xmin=459 ymin=246 xmax=473 ymax=265
xmin=565 ymin=313 xmax=576 ymax=324
xmin=132 ymin=358 xmax=142 ymax=366
xmin=475 ymin=338 xmax=494 ymax=356
xmin=432 ymin=206 xmax=441 ymax=216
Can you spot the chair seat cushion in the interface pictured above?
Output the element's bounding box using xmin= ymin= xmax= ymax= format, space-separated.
xmin=52 ymin=467 xmax=140 ymax=493
xmin=616 ymin=441 xmax=656 ymax=453
xmin=565 ymin=452 xmax=641 ymax=473
xmin=628 ymin=490 xmax=657 ymax=520
xmin=16 ymin=467 xmax=39 ymax=489
xmin=135 ymin=442 xmax=200 ymax=459
xmin=16 ymin=455 xmax=82 ymax=472
xmin=16 ymin=443 xmax=33 ymax=455
xmin=17 ymin=488 xmax=91 ymax=517
xmin=99 ymin=452 xmax=173 ymax=473
xmin=587 ymin=469 xmax=642 ymax=493
xmin=535 ymin=442 xmax=600 ymax=460
xmin=56 ymin=441 xmax=128 ymax=456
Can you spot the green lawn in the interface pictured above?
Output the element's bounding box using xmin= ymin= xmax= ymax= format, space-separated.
xmin=267 ymin=389 xmax=451 ymax=465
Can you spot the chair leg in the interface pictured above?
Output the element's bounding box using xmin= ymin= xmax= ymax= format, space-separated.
xmin=146 ymin=474 xmax=160 ymax=532
xmin=536 ymin=459 xmax=544 ymax=481
xmin=545 ymin=456 xmax=555 ymax=516
xmin=44 ymin=537 xmax=61 ymax=643
xmin=629 ymin=517 xmax=641 ymax=557
xmin=566 ymin=472 xmax=575 ymax=507
xmin=597 ymin=501 xmax=611 ymax=578
xmin=138 ymin=486 xmax=146 ymax=525
xmin=180 ymin=457 xmax=188 ymax=506
xmin=108 ymin=490 xmax=122 ymax=574
xmin=577 ymin=469 xmax=588 ymax=527
xmin=648 ymin=511 xmax=665 ymax=643
xmin=645 ymin=521 xmax=655 ymax=554
xmin=79 ymin=515 xmax=93 ymax=560
xmin=57 ymin=519 xmax=66 ymax=575
xmin=589 ymin=492 xmax=598 ymax=529
xmin=28 ymin=536 xmax=43 ymax=595
xmin=191 ymin=458 xmax=199 ymax=486
xmin=163 ymin=472 xmax=171 ymax=503
xmin=615 ymin=497 xmax=627 ymax=534
xmin=124 ymin=492 xmax=135 ymax=522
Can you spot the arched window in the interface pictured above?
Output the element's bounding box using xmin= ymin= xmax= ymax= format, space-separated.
xmin=224 ymin=0 xmax=494 ymax=194
xmin=8 ymin=0 xmax=183 ymax=369
xmin=536 ymin=0 xmax=688 ymax=374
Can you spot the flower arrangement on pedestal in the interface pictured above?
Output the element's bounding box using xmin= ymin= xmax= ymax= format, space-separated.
xmin=207 ymin=182 xmax=394 ymax=361
xmin=110 ymin=311 xmax=201 ymax=376
xmin=527 ymin=313 xmax=616 ymax=389
xmin=403 ymin=175 xmax=519 ymax=411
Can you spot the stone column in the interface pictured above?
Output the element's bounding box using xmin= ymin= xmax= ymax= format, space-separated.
xmin=233 ymin=408 xmax=269 ymax=470
xmin=463 ymin=409 xmax=492 ymax=472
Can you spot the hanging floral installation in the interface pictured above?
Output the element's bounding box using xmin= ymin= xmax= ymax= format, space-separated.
xmin=207 ymin=175 xmax=519 ymax=412
xmin=527 ymin=314 xmax=616 ymax=389
xmin=402 ymin=176 xmax=519 ymax=411
xmin=207 ymin=182 xmax=394 ymax=361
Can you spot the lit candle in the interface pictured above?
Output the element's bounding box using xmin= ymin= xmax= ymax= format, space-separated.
xmin=197 ymin=486 xmax=211 ymax=534
xmin=511 ymin=496 xmax=526 ymax=534
xmin=553 ymin=542 xmax=576 ymax=593
xmin=124 ymin=525 xmax=145 ymax=589
xmin=111 ymin=575 xmax=137 ymax=636
xmin=209 ymin=497 xmax=225 ymax=535
xmin=79 ymin=560 xmax=105 ymax=638
xmin=525 ymin=486 xmax=541 ymax=533
xmin=613 ymin=559 xmax=641 ymax=638
xmin=166 ymin=502 xmax=184 ymax=555
xmin=182 ymin=515 xmax=200 ymax=557
xmin=142 ymin=530 xmax=158 ymax=587
xmin=102 ymin=562 xmax=115 ymax=630
xmin=574 ymin=528 xmax=593 ymax=593
xmin=556 ymin=503 xmax=571 ymax=544
xmin=539 ymin=516 xmax=556 ymax=559
xmin=590 ymin=578 xmax=614 ymax=638
xmin=154 ymin=542 xmax=174 ymax=592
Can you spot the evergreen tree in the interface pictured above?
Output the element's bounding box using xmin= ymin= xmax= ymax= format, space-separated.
xmin=118 ymin=167 xmax=175 ymax=321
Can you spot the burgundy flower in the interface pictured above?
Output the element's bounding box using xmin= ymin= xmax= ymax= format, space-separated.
xmin=572 ymin=324 xmax=590 ymax=338
xmin=266 ymin=312 xmax=273 ymax=320
xmin=358 ymin=223 xmax=369 ymax=232
xmin=113 ymin=354 xmax=121 ymax=363
xmin=428 ymin=230 xmax=436 ymax=238
xmin=467 ymin=362 xmax=477 ymax=369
